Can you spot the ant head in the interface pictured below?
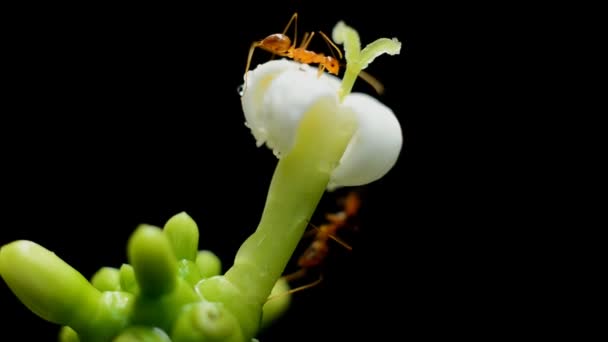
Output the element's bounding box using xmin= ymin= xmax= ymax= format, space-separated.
xmin=260 ymin=33 xmax=292 ymax=54
xmin=324 ymin=56 xmax=340 ymax=75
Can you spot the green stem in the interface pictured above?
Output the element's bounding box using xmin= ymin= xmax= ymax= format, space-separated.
xmin=225 ymin=98 xmax=357 ymax=305
xmin=333 ymin=21 xmax=402 ymax=101
xmin=339 ymin=61 xmax=361 ymax=102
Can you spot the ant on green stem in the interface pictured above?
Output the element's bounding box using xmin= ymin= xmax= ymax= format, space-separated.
xmin=267 ymin=191 xmax=361 ymax=301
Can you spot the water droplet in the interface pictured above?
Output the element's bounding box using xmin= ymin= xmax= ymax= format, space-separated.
xmin=237 ymin=84 xmax=244 ymax=96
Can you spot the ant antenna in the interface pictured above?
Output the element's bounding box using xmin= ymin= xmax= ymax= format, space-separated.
xmin=318 ymin=31 xmax=343 ymax=60
xmin=244 ymin=40 xmax=262 ymax=92
xmin=358 ymin=70 xmax=385 ymax=95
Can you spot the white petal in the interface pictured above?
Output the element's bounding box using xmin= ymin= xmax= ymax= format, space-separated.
xmin=241 ymin=59 xmax=296 ymax=148
xmin=241 ymin=60 xmax=341 ymax=157
xmin=241 ymin=60 xmax=402 ymax=190
xmin=327 ymin=93 xmax=402 ymax=190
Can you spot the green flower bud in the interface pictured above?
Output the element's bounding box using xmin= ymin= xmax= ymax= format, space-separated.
xmin=171 ymin=301 xmax=242 ymax=342
xmin=113 ymin=326 xmax=171 ymax=342
xmin=119 ymin=263 xmax=139 ymax=294
xmin=77 ymin=291 xmax=133 ymax=341
xmin=196 ymin=250 xmax=222 ymax=278
xmin=177 ymin=259 xmax=203 ymax=286
xmin=130 ymin=278 xmax=199 ymax=333
xmin=128 ymin=225 xmax=178 ymax=297
xmin=91 ymin=267 xmax=121 ymax=292
xmin=261 ymin=278 xmax=291 ymax=329
xmin=196 ymin=276 xmax=261 ymax=340
xmin=163 ymin=212 xmax=199 ymax=261
xmin=58 ymin=326 xmax=79 ymax=342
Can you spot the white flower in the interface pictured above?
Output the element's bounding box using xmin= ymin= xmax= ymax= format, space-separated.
xmin=241 ymin=59 xmax=402 ymax=190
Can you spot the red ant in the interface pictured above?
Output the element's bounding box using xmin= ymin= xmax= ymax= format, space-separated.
xmin=267 ymin=191 xmax=362 ymax=301
xmin=243 ymin=13 xmax=384 ymax=95
xmin=245 ymin=13 xmax=342 ymax=80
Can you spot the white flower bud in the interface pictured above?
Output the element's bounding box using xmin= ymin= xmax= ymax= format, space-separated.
xmin=241 ymin=60 xmax=402 ymax=189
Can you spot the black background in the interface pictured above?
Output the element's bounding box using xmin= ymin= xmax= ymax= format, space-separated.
xmin=0 ymin=1 xmax=510 ymax=341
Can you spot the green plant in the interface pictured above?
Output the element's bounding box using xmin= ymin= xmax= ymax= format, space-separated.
xmin=0 ymin=20 xmax=401 ymax=342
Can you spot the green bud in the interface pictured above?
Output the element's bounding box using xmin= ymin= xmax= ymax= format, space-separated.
xmin=0 ymin=241 xmax=100 ymax=326
xmin=196 ymin=276 xmax=261 ymax=340
xmin=76 ymin=291 xmax=133 ymax=341
xmin=91 ymin=267 xmax=121 ymax=292
xmin=163 ymin=212 xmax=199 ymax=261
xmin=59 ymin=326 xmax=79 ymax=342
xmin=177 ymin=259 xmax=203 ymax=286
xmin=120 ymin=264 xmax=139 ymax=294
xmin=130 ymin=278 xmax=199 ymax=333
xmin=261 ymin=278 xmax=291 ymax=329
xmin=171 ymin=301 xmax=242 ymax=342
xmin=196 ymin=250 xmax=222 ymax=278
xmin=113 ymin=326 xmax=171 ymax=342
xmin=128 ymin=225 xmax=178 ymax=297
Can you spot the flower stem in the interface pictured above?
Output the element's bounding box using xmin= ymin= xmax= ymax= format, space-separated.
xmin=225 ymin=98 xmax=357 ymax=305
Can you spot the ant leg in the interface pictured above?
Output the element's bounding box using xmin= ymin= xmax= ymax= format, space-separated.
xmin=299 ymin=32 xmax=310 ymax=48
xmin=317 ymin=64 xmax=326 ymax=78
xmin=318 ymin=31 xmax=343 ymax=60
xmin=303 ymin=221 xmax=351 ymax=250
xmin=308 ymin=220 xmax=353 ymax=251
xmin=305 ymin=221 xmax=335 ymax=238
xmin=302 ymin=224 xmax=319 ymax=238
xmin=282 ymin=12 xmax=298 ymax=47
xmin=267 ymin=274 xmax=324 ymax=302
xmin=243 ymin=41 xmax=261 ymax=92
xmin=301 ymin=31 xmax=316 ymax=50
xmin=327 ymin=234 xmax=352 ymax=251
xmin=281 ymin=268 xmax=308 ymax=283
